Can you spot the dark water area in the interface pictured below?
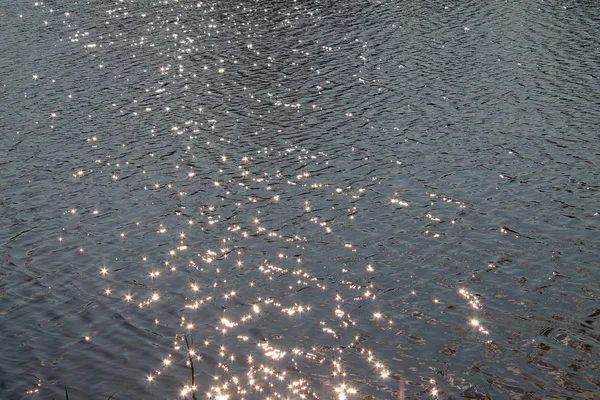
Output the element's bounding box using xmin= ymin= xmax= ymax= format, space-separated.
xmin=1 ymin=0 xmax=599 ymax=398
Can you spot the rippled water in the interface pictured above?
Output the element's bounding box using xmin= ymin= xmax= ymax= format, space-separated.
xmin=1 ymin=0 xmax=599 ymax=399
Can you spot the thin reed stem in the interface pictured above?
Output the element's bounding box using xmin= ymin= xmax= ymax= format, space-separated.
xmin=184 ymin=334 xmax=197 ymax=400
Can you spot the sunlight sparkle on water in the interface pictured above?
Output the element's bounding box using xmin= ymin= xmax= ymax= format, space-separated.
xmin=34 ymin=2 xmax=486 ymax=397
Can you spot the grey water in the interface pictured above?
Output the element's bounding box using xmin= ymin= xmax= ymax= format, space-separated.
xmin=1 ymin=0 xmax=599 ymax=398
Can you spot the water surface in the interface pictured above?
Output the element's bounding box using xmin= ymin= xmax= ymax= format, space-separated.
xmin=1 ymin=0 xmax=599 ymax=398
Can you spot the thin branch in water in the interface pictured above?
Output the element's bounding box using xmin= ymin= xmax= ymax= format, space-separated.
xmin=184 ymin=334 xmax=197 ymax=400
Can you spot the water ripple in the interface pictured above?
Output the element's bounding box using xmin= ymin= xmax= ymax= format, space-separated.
xmin=1 ymin=0 xmax=599 ymax=398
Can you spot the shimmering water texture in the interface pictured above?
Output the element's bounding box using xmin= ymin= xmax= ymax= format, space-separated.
xmin=1 ymin=0 xmax=599 ymax=399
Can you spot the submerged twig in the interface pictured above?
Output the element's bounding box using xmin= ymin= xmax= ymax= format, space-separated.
xmin=65 ymin=386 xmax=69 ymax=400
xmin=184 ymin=334 xmax=197 ymax=400
xmin=483 ymin=379 xmax=493 ymax=399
